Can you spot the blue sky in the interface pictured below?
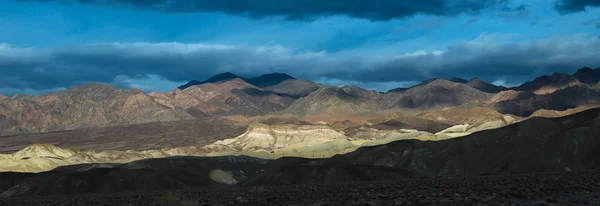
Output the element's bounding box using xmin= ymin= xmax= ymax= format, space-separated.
xmin=0 ymin=0 xmax=599 ymax=96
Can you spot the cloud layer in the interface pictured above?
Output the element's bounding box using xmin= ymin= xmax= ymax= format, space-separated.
xmin=18 ymin=0 xmax=511 ymax=21
xmin=554 ymin=0 xmax=600 ymax=14
xmin=1 ymin=34 xmax=599 ymax=95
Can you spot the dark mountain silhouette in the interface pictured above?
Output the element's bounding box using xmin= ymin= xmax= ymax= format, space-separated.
xmin=466 ymin=78 xmax=508 ymax=93
xmin=246 ymin=73 xmax=296 ymax=87
xmin=512 ymin=72 xmax=583 ymax=94
xmin=178 ymin=72 xmax=242 ymax=90
xmin=448 ymin=77 xmax=468 ymax=84
xmin=573 ymin=67 xmax=600 ymax=86
xmin=178 ymin=72 xmax=295 ymax=90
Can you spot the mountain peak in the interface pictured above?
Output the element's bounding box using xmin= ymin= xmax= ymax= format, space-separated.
xmin=178 ymin=72 xmax=294 ymax=90
xmin=65 ymin=83 xmax=122 ymax=94
xmin=466 ymin=78 xmax=506 ymax=93
xmin=178 ymin=72 xmax=242 ymax=90
xmin=245 ymin=73 xmax=295 ymax=87
xmin=577 ymin=67 xmax=593 ymax=72
xmin=449 ymin=77 xmax=468 ymax=84
xmin=574 ymin=66 xmax=600 ymax=86
xmin=202 ymin=72 xmax=242 ymax=84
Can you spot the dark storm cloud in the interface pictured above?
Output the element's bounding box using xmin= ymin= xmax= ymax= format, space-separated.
xmin=18 ymin=0 xmax=510 ymax=21
xmin=554 ymin=0 xmax=600 ymax=14
xmin=1 ymin=34 xmax=599 ymax=94
xmin=495 ymin=4 xmax=531 ymax=19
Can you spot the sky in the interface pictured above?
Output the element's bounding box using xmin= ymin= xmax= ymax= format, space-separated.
xmin=0 ymin=0 xmax=599 ymax=96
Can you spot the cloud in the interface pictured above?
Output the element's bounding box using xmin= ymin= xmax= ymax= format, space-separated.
xmin=495 ymin=4 xmax=531 ymax=20
xmin=1 ymin=34 xmax=599 ymax=95
xmin=554 ymin=0 xmax=600 ymax=14
xmin=582 ymin=17 xmax=600 ymax=28
xmin=18 ymin=0 xmax=511 ymax=21
xmin=463 ymin=17 xmax=479 ymax=26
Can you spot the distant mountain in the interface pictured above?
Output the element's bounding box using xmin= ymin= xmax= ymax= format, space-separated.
xmin=389 ymin=79 xmax=492 ymax=111
xmin=0 ymin=83 xmax=193 ymax=136
xmin=385 ymin=87 xmax=409 ymax=94
xmin=573 ymin=67 xmax=600 ymax=86
xmin=178 ymin=72 xmax=242 ymax=90
xmin=153 ymin=78 xmax=295 ymax=117
xmin=283 ymin=86 xmax=386 ymax=116
xmin=245 ymin=73 xmax=295 ymax=87
xmin=178 ymin=72 xmax=295 ymax=90
xmin=448 ymin=77 xmax=468 ymax=84
xmin=263 ymin=79 xmax=321 ymax=98
xmin=466 ymin=78 xmax=507 ymax=93
xmin=512 ymin=72 xmax=583 ymax=95
xmin=490 ymin=85 xmax=600 ymax=116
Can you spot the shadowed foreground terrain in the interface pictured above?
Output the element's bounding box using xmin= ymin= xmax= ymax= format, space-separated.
xmin=0 ymin=108 xmax=599 ymax=204
xmin=1 ymin=171 xmax=599 ymax=205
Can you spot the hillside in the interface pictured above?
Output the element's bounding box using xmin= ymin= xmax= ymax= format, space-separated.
xmin=491 ymin=85 xmax=600 ymax=116
xmin=179 ymin=72 xmax=295 ymax=90
xmin=263 ymin=79 xmax=321 ymax=98
xmin=1 ymin=107 xmax=598 ymax=198
xmin=152 ymin=78 xmax=295 ymax=116
xmin=283 ymin=86 xmax=386 ymax=116
xmin=0 ymin=84 xmax=193 ymax=136
xmin=466 ymin=78 xmax=507 ymax=93
xmin=512 ymin=72 xmax=583 ymax=95
xmin=573 ymin=67 xmax=600 ymax=86
xmin=390 ymin=79 xmax=491 ymax=111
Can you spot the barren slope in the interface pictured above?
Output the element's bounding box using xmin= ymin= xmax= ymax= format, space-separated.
xmin=283 ymin=86 xmax=386 ymax=116
xmin=152 ymin=78 xmax=295 ymax=116
xmin=0 ymin=117 xmax=246 ymax=153
xmin=264 ymin=79 xmax=321 ymax=98
xmin=0 ymin=84 xmax=193 ymax=136
xmin=390 ymin=79 xmax=491 ymax=111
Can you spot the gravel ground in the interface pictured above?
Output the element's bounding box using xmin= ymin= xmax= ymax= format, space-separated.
xmin=1 ymin=171 xmax=599 ymax=206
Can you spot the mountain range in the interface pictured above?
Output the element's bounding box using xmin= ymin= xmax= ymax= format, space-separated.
xmin=1 ymin=67 xmax=599 ymax=136
xmin=1 ymin=67 xmax=600 ymax=204
xmin=1 ymin=107 xmax=598 ymax=198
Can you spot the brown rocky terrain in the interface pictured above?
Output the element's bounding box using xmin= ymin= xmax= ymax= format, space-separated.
xmin=466 ymin=78 xmax=508 ymax=93
xmin=490 ymin=85 xmax=600 ymax=116
xmin=0 ymin=117 xmax=246 ymax=153
xmin=512 ymin=72 xmax=584 ymax=95
xmin=389 ymin=79 xmax=492 ymax=111
xmin=0 ymin=83 xmax=193 ymax=136
xmin=4 ymin=70 xmax=600 ymax=138
xmin=369 ymin=115 xmax=452 ymax=133
xmin=263 ymin=79 xmax=321 ymax=98
xmin=283 ymin=86 xmax=387 ymax=116
xmin=1 ymin=107 xmax=598 ymax=199
xmin=529 ymin=104 xmax=600 ymax=118
xmin=152 ymin=78 xmax=295 ymax=116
